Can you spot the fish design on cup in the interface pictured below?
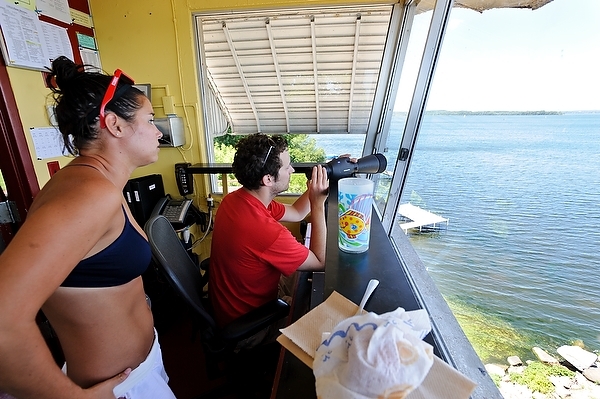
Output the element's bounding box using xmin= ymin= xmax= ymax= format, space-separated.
xmin=339 ymin=210 xmax=367 ymax=239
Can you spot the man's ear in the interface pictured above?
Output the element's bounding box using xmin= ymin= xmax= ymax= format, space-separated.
xmin=261 ymin=174 xmax=274 ymax=187
xmin=104 ymin=113 xmax=123 ymax=138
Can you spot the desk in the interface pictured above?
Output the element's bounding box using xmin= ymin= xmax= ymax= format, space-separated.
xmin=271 ymin=183 xmax=442 ymax=398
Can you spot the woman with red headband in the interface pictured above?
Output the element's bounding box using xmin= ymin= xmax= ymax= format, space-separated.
xmin=0 ymin=56 xmax=175 ymax=398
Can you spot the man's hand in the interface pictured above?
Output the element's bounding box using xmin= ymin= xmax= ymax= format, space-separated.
xmin=86 ymin=368 xmax=131 ymax=399
xmin=298 ymin=164 xmax=329 ymax=271
xmin=307 ymin=164 xmax=329 ymax=205
xmin=338 ymin=153 xmax=358 ymax=163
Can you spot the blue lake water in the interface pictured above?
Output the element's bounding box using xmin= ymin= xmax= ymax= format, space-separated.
xmin=311 ymin=112 xmax=600 ymax=362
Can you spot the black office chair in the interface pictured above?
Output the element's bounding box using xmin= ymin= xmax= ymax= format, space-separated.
xmin=144 ymin=215 xmax=290 ymax=396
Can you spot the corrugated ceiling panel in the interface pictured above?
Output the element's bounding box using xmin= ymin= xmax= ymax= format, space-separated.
xmin=198 ymin=6 xmax=393 ymax=135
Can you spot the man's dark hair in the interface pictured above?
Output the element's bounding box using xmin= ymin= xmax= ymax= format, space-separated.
xmin=232 ymin=134 xmax=288 ymax=190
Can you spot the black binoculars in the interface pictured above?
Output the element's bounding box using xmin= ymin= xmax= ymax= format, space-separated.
xmin=305 ymin=153 xmax=387 ymax=180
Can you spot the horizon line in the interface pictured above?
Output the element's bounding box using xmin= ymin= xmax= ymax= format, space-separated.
xmin=394 ymin=110 xmax=600 ymax=114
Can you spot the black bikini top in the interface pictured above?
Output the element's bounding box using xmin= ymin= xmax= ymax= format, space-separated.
xmin=60 ymin=207 xmax=151 ymax=288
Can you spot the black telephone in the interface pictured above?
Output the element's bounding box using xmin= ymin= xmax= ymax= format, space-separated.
xmin=175 ymin=163 xmax=193 ymax=196
xmin=151 ymin=196 xmax=193 ymax=224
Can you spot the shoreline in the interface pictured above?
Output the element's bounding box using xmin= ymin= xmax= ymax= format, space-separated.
xmin=484 ymin=345 xmax=599 ymax=398
xmin=444 ymin=296 xmax=599 ymax=365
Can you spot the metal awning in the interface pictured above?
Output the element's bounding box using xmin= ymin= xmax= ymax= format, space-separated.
xmin=197 ymin=6 xmax=393 ymax=136
xmin=195 ymin=0 xmax=554 ymax=137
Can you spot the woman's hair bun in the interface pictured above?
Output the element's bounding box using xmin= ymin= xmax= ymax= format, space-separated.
xmin=46 ymin=56 xmax=85 ymax=93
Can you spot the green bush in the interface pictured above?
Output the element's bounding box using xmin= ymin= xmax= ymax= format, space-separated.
xmin=490 ymin=373 xmax=502 ymax=387
xmin=509 ymin=361 xmax=574 ymax=394
xmin=213 ymin=133 xmax=326 ymax=193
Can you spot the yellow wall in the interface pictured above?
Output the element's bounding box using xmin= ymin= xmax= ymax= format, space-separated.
xmin=6 ymin=68 xmax=63 ymax=186
xmin=7 ymin=0 xmax=389 ymax=193
xmin=86 ymin=0 xmax=389 ymax=190
xmin=88 ymin=0 xmax=207 ymax=200
xmin=5 ymin=0 xmax=388 ymax=254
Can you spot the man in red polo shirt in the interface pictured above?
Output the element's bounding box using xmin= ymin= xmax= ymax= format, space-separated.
xmin=209 ymin=134 xmax=329 ymax=344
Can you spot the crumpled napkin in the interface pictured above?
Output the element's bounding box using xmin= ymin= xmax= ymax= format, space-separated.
xmin=313 ymin=308 xmax=434 ymax=399
xmin=277 ymin=291 xmax=477 ymax=399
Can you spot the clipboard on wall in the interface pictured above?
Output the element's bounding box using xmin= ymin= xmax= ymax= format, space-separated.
xmin=0 ymin=2 xmax=51 ymax=72
xmin=0 ymin=0 xmax=95 ymax=72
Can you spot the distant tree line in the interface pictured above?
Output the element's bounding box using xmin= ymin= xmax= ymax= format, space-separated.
xmin=421 ymin=110 xmax=563 ymax=115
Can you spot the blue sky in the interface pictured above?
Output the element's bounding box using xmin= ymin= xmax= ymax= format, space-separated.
xmin=396 ymin=0 xmax=600 ymax=112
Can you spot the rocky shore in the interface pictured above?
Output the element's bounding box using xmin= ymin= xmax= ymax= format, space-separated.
xmin=485 ymin=345 xmax=600 ymax=398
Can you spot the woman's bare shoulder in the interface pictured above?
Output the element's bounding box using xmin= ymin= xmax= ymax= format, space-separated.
xmin=30 ymin=166 xmax=124 ymax=219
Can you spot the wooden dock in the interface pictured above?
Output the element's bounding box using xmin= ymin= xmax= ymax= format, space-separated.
xmin=398 ymin=203 xmax=448 ymax=233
